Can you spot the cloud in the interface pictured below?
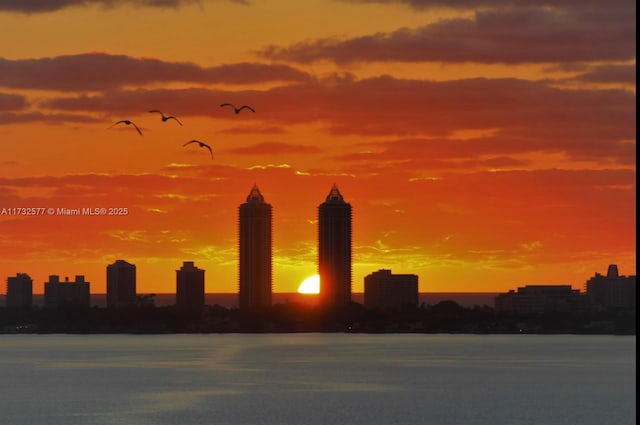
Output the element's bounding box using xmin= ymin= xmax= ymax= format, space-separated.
xmin=0 ymin=0 xmax=203 ymax=13
xmin=216 ymin=125 xmax=286 ymax=135
xmin=259 ymin=6 xmax=635 ymax=64
xmin=352 ymin=130 xmax=635 ymax=169
xmin=0 ymin=92 xmax=28 ymax=111
xmin=226 ymin=142 xmax=320 ymax=155
xmin=339 ymin=0 xmax=633 ymax=11
xmin=572 ymin=64 xmax=637 ymax=84
xmin=0 ymin=111 xmax=102 ymax=125
xmin=0 ymin=54 xmax=311 ymax=91
xmin=32 ymin=71 xmax=635 ymax=169
xmin=40 ymin=75 xmax=636 ymax=166
xmin=245 ymin=163 xmax=291 ymax=170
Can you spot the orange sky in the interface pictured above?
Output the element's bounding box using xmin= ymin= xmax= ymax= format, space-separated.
xmin=0 ymin=0 xmax=635 ymax=296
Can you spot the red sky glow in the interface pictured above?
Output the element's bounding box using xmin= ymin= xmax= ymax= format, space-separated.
xmin=0 ymin=0 xmax=635 ymax=296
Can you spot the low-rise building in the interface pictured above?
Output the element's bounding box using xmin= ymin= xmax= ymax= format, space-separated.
xmin=585 ymin=264 xmax=635 ymax=311
xmin=44 ymin=275 xmax=90 ymax=309
xmin=495 ymin=285 xmax=589 ymax=314
xmin=364 ymin=269 xmax=418 ymax=311
xmin=176 ymin=261 xmax=205 ymax=312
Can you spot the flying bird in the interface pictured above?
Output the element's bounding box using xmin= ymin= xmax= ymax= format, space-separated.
xmin=220 ymin=103 xmax=255 ymax=114
xmin=108 ymin=120 xmax=143 ymax=136
xmin=183 ymin=139 xmax=213 ymax=159
xmin=149 ymin=110 xmax=182 ymax=125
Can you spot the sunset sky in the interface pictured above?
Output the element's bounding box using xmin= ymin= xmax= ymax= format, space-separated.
xmin=0 ymin=0 xmax=635 ymax=296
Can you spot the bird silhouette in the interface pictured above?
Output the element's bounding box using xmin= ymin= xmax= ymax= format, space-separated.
xmin=183 ymin=139 xmax=213 ymax=159
xmin=220 ymin=103 xmax=255 ymax=114
xmin=149 ymin=110 xmax=182 ymax=125
xmin=108 ymin=120 xmax=143 ymax=136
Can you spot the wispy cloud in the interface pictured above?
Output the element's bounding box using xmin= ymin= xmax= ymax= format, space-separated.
xmin=0 ymin=111 xmax=102 ymax=125
xmin=339 ymin=133 xmax=634 ymax=169
xmin=216 ymin=125 xmax=286 ymax=135
xmin=227 ymin=142 xmax=320 ymax=155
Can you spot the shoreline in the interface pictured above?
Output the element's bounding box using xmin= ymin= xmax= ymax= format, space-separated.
xmin=1 ymin=292 xmax=500 ymax=308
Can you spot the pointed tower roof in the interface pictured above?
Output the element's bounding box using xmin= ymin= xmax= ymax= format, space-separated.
xmin=246 ymin=183 xmax=265 ymax=203
xmin=325 ymin=183 xmax=345 ymax=203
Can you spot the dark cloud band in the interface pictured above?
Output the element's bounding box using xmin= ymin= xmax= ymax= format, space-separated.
xmin=0 ymin=54 xmax=310 ymax=91
xmin=260 ymin=6 xmax=635 ymax=64
xmin=0 ymin=0 xmax=201 ymax=13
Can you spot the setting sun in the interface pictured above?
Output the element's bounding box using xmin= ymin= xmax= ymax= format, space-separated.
xmin=297 ymin=274 xmax=320 ymax=294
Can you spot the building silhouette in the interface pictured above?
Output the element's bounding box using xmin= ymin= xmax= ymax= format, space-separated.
xmin=106 ymin=259 xmax=136 ymax=308
xmin=176 ymin=261 xmax=205 ymax=311
xmin=318 ymin=184 xmax=352 ymax=308
xmin=585 ymin=264 xmax=636 ymax=310
xmin=364 ymin=269 xmax=418 ymax=311
xmin=44 ymin=275 xmax=90 ymax=309
xmin=5 ymin=273 xmax=33 ymax=308
xmin=238 ymin=184 xmax=273 ymax=310
xmin=494 ymin=285 xmax=589 ymax=314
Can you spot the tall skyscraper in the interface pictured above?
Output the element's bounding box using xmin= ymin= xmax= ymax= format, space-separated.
xmin=238 ymin=184 xmax=272 ymax=310
xmin=5 ymin=273 xmax=33 ymax=308
xmin=176 ymin=261 xmax=205 ymax=311
xmin=318 ymin=184 xmax=352 ymax=308
xmin=106 ymin=259 xmax=136 ymax=308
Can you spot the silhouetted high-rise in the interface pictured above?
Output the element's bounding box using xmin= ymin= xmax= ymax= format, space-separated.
xmin=176 ymin=261 xmax=205 ymax=311
xmin=44 ymin=275 xmax=90 ymax=309
xmin=106 ymin=259 xmax=136 ymax=308
xmin=318 ymin=184 xmax=352 ymax=308
xmin=5 ymin=273 xmax=33 ymax=308
xmin=238 ymin=184 xmax=272 ymax=310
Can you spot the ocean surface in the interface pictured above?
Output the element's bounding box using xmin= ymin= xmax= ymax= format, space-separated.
xmin=0 ymin=334 xmax=635 ymax=425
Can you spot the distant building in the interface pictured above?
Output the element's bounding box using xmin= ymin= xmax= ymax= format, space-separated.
xmin=106 ymin=259 xmax=136 ymax=308
xmin=495 ymin=285 xmax=589 ymax=314
xmin=238 ymin=184 xmax=272 ymax=310
xmin=5 ymin=273 xmax=33 ymax=308
xmin=585 ymin=264 xmax=636 ymax=310
xmin=176 ymin=261 xmax=205 ymax=311
xmin=364 ymin=269 xmax=418 ymax=311
xmin=318 ymin=184 xmax=352 ymax=308
xmin=44 ymin=275 xmax=90 ymax=309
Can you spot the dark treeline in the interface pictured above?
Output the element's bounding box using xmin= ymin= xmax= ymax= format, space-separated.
xmin=0 ymin=301 xmax=635 ymax=335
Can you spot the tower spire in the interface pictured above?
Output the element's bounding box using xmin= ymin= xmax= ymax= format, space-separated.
xmin=246 ymin=183 xmax=265 ymax=203
xmin=325 ymin=183 xmax=345 ymax=203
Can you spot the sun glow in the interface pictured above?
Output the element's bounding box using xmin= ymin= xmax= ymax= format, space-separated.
xmin=297 ymin=274 xmax=320 ymax=294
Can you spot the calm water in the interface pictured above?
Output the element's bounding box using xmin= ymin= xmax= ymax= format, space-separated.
xmin=0 ymin=334 xmax=635 ymax=425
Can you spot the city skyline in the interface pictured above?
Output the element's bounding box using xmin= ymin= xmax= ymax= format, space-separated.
xmin=0 ymin=1 xmax=635 ymax=295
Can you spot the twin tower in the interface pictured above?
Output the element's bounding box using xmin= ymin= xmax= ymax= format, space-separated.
xmin=238 ymin=184 xmax=352 ymax=310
